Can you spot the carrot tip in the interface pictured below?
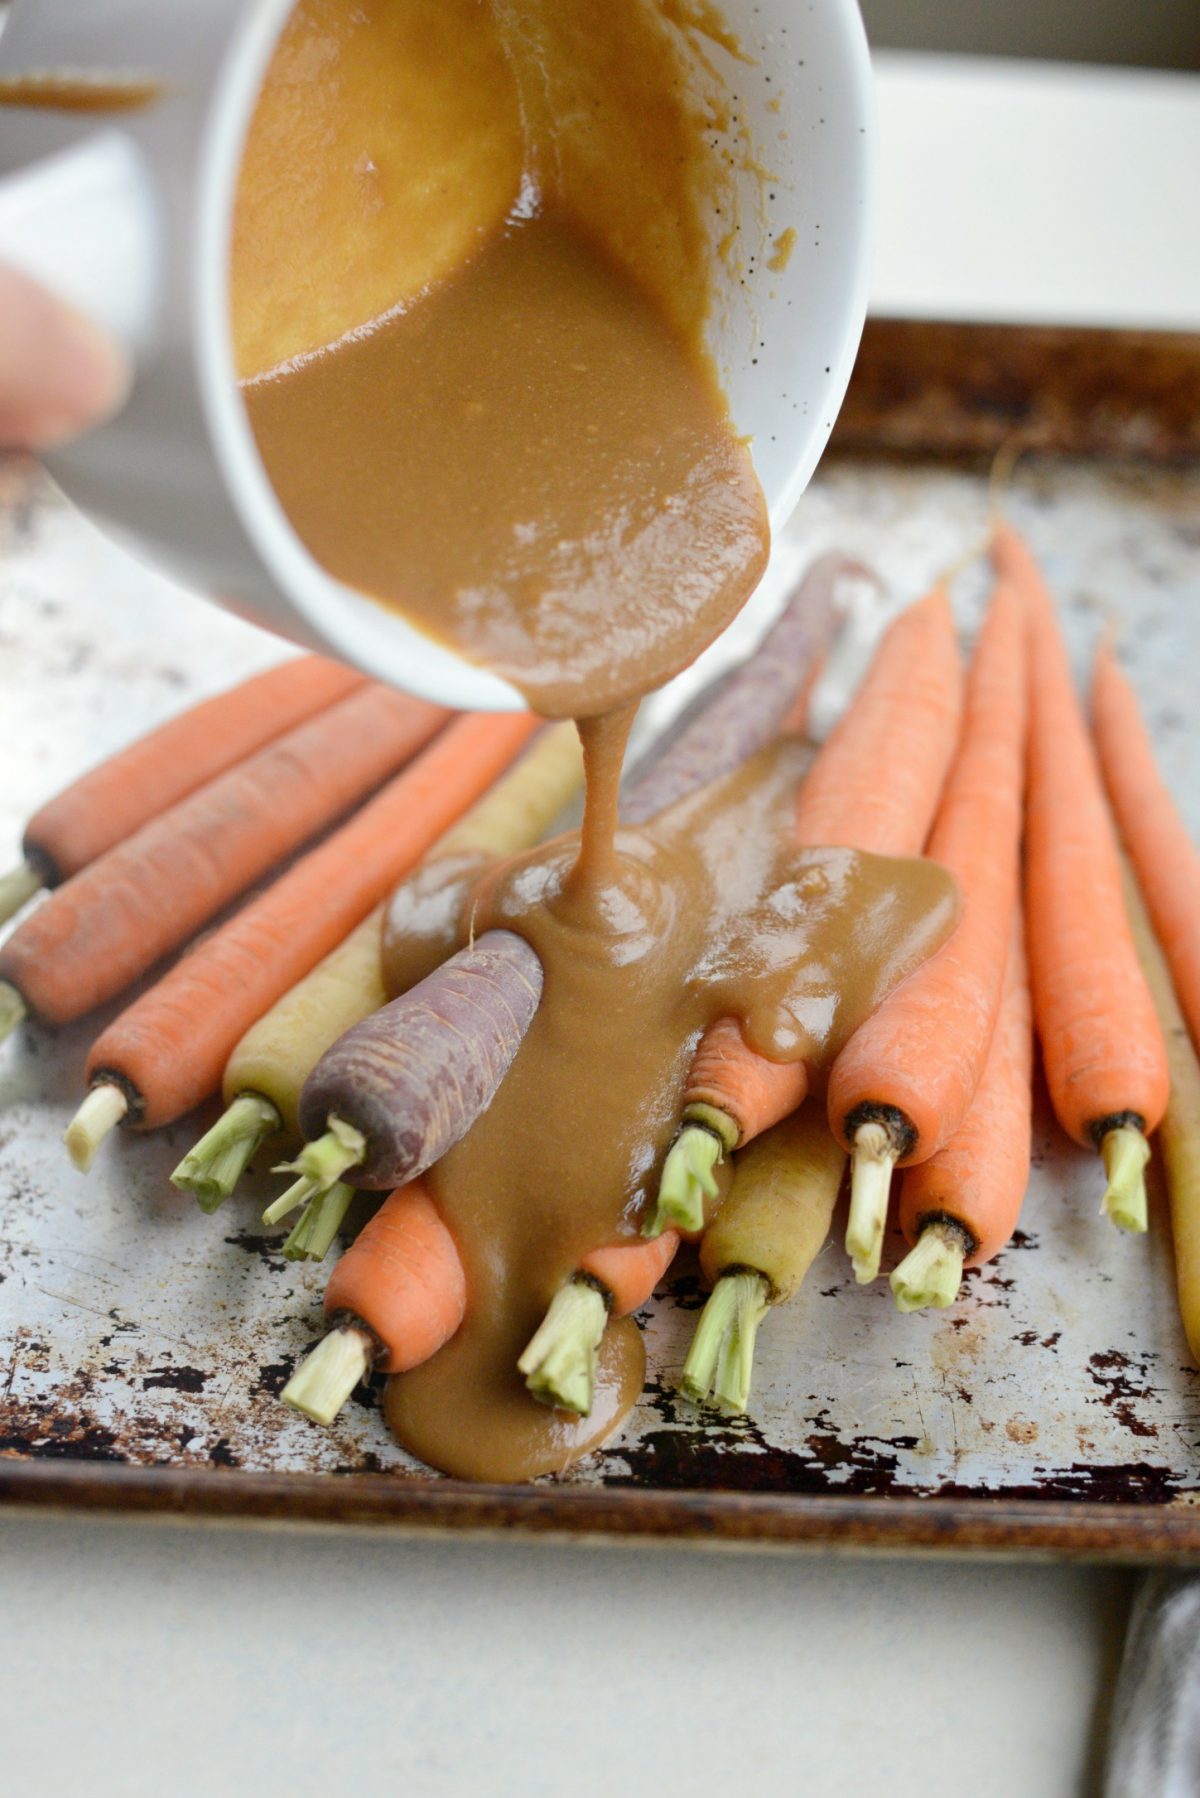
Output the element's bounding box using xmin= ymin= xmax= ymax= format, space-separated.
xmin=645 ymin=1123 xmax=723 ymax=1239
xmin=63 ymin=1082 xmax=127 ymax=1173
xmin=517 ymin=1279 xmax=607 ymax=1416
xmin=680 ymin=1270 xmax=770 ymax=1414
xmin=283 ymin=1181 xmax=355 ymax=1262
xmin=282 ymin=1325 xmax=374 ymax=1427
xmin=265 ymin=1115 xmax=366 ymax=1226
xmin=1100 ymin=1125 xmax=1151 ymax=1235
xmin=0 ymin=980 xmax=27 ymax=1046
xmin=172 ymin=1092 xmax=282 ymax=1212
xmin=889 ymin=1221 xmax=967 ymax=1313
xmin=845 ymin=1123 xmax=897 ymax=1284
xmin=0 ymin=860 xmax=42 ymax=928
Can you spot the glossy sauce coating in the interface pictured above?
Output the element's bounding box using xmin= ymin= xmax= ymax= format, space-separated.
xmin=386 ymin=742 xmax=960 ymax=1480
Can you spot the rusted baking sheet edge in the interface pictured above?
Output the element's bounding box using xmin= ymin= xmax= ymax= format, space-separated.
xmin=4 ymin=1460 xmax=1200 ymax=1561
xmin=833 ymin=319 xmax=1200 ymax=462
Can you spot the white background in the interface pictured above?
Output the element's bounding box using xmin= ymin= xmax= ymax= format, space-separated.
xmin=3 ymin=50 xmax=1199 ymax=1798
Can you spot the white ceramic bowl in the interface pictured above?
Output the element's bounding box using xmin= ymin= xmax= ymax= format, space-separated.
xmin=0 ymin=0 xmax=874 ymax=711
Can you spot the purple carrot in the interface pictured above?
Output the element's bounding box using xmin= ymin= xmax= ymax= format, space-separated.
xmin=621 ymin=551 xmax=870 ymax=822
xmin=274 ymin=933 xmax=543 ymax=1204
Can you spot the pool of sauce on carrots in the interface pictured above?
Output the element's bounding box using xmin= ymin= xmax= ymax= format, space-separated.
xmin=231 ymin=0 xmax=959 ymax=1479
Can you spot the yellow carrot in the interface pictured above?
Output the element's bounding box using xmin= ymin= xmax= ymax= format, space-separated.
xmin=681 ymin=1107 xmax=846 ymax=1413
xmin=1123 ymin=858 xmax=1200 ymax=1364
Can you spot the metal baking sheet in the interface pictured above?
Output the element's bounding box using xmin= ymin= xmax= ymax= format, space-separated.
xmin=3 ymin=390 xmax=1200 ymax=1554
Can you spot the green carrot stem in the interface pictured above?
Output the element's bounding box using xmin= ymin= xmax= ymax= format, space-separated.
xmin=0 ymin=860 xmax=42 ymax=927
xmin=645 ymin=1122 xmax=723 ymax=1238
xmin=64 ymin=1082 xmax=128 ymax=1173
xmin=283 ymin=1181 xmax=355 ymax=1262
xmin=889 ymin=1219 xmax=969 ymax=1312
xmin=282 ymin=1324 xmax=375 ymax=1426
xmin=517 ymin=1279 xmax=608 ymax=1415
xmin=171 ymin=1092 xmax=281 ymax=1212
xmin=0 ymin=980 xmax=27 ymax=1045
xmin=680 ymin=1270 xmax=771 ymax=1413
xmin=1101 ymin=1124 xmax=1151 ymax=1234
xmin=845 ymin=1120 xmax=898 ymax=1283
xmin=264 ymin=1116 xmax=366 ymax=1225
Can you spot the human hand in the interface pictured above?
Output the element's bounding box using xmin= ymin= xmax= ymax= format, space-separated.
xmin=0 ymin=262 xmax=128 ymax=450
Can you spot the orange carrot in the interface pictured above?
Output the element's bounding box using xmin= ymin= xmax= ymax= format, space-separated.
xmin=282 ymin=1184 xmax=677 ymax=1425
xmin=0 ymin=682 xmax=448 ymax=1035
xmin=579 ymin=1230 xmax=680 ymax=1317
xmin=323 ymin=1180 xmax=466 ymax=1376
xmin=827 ymin=579 xmax=1027 ymax=1280
xmin=891 ymin=916 xmax=1033 ymax=1311
xmin=790 ymin=587 xmax=964 ymax=852
xmin=1092 ymin=638 xmax=1200 ymax=1062
xmin=519 ymin=1229 xmax=681 ymax=1414
xmin=0 ymin=656 xmax=367 ymax=926
xmin=650 ymin=588 xmax=965 ymax=1239
xmin=2 ymin=655 xmax=364 ymax=910
xmin=63 ymin=712 xmax=538 ymax=1168
xmin=996 ymin=522 xmax=1169 ymax=1231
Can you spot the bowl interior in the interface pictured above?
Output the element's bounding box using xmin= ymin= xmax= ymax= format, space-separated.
xmin=201 ymin=0 xmax=874 ymax=708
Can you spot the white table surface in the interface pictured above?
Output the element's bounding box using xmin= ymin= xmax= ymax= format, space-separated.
xmin=3 ymin=49 xmax=1198 ymax=1798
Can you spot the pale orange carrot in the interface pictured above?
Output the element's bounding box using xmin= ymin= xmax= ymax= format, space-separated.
xmin=0 ymin=655 xmax=365 ymax=924
xmin=0 ymin=683 xmax=447 ymax=1034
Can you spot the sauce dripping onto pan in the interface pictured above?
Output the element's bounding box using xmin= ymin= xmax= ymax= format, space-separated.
xmin=385 ymin=743 xmax=958 ymax=1480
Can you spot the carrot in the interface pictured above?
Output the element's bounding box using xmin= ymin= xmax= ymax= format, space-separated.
xmin=324 ymin=1180 xmax=466 ymax=1374
xmin=62 ymin=714 xmax=538 ymax=1171
xmin=0 ymin=682 xmax=448 ymax=1041
xmin=649 ymin=587 xmax=965 ymax=1241
xmin=274 ymin=579 xmax=848 ymax=1224
xmin=621 ymin=551 xmax=866 ymax=824
xmin=827 ymin=578 xmax=1027 ymax=1282
xmin=681 ymin=1106 xmax=846 ymax=1413
xmin=1123 ymin=858 xmax=1200 ymax=1364
xmin=1092 ymin=639 xmax=1200 ymax=1063
xmin=266 ymin=930 xmax=544 ymax=1216
xmin=518 ymin=1229 xmax=680 ymax=1414
xmin=997 ymin=522 xmax=1169 ymax=1231
xmin=790 ymin=587 xmax=964 ymax=849
xmin=171 ymin=724 xmax=583 ymax=1214
xmin=0 ymin=655 xmax=365 ymax=926
xmin=282 ymin=1184 xmax=678 ymax=1425
xmin=890 ymin=916 xmax=1033 ymax=1312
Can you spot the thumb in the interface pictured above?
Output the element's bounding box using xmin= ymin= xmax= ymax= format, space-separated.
xmin=0 ymin=263 xmax=130 ymax=450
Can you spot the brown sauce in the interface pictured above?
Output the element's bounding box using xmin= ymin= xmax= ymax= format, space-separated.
xmin=242 ymin=214 xmax=768 ymax=717
xmin=0 ymin=75 xmax=162 ymax=112
xmin=384 ymin=743 xmax=959 ymax=1480
xmin=233 ymin=0 xmax=769 ymax=718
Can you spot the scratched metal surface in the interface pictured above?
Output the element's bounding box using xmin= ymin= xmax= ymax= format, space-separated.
xmin=3 ymin=450 xmax=1200 ymax=1506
